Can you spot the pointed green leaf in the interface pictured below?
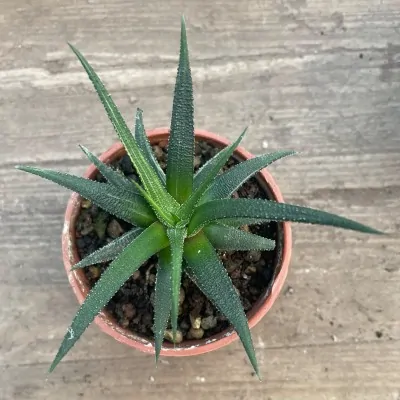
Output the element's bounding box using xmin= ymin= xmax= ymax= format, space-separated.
xmin=16 ymin=165 xmax=156 ymax=227
xmin=177 ymin=129 xmax=246 ymax=219
xmin=49 ymin=222 xmax=169 ymax=372
xmin=71 ymin=227 xmax=143 ymax=270
xmin=130 ymin=178 xmax=177 ymax=227
xmin=167 ymin=227 xmax=187 ymax=340
xmin=201 ymin=151 xmax=296 ymax=204
xmin=188 ymin=198 xmax=383 ymax=236
xmin=193 ymin=129 xmax=244 ymax=190
xmin=79 ymin=145 xmax=138 ymax=193
xmin=218 ymin=218 xmax=262 ymax=227
xmin=154 ymin=248 xmax=173 ymax=361
xmin=183 ymin=232 xmax=259 ymax=377
xmin=68 ymin=44 xmax=178 ymax=213
xmin=134 ymin=108 xmax=166 ymax=185
xmin=204 ymin=223 xmax=275 ymax=251
xmin=166 ymin=16 xmax=194 ymax=203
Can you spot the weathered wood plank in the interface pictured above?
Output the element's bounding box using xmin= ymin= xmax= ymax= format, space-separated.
xmin=2 ymin=341 xmax=400 ymax=400
xmin=1 ymin=0 xmax=400 ymax=399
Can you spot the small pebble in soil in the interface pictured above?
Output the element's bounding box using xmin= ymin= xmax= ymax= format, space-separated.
xmin=231 ymin=268 xmax=241 ymax=279
xmin=164 ymin=329 xmax=183 ymax=344
xmin=94 ymin=211 xmax=108 ymax=239
xmin=81 ymin=199 xmax=92 ymax=209
xmin=120 ymin=318 xmax=129 ymax=328
xmin=122 ymin=303 xmax=136 ymax=319
xmin=194 ymin=156 xmax=201 ymax=169
xmin=158 ymin=140 xmax=168 ymax=149
xmin=107 ymin=219 xmax=125 ymax=238
xmin=180 ymin=319 xmax=190 ymax=331
xmin=187 ymin=327 xmax=204 ymax=340
xmin=179 ymin=288 xmax=185 ymax=305
xmin=242 ymin=298 xmax=252 ymax=311
xmin=190 ymin=313 xmax=202 ymax=329
xmin=204 ymin=301 xmax=214 ymax=317
xmin=132 ymin=270 xmax=141 ymax=280
xmin=148 ymin=274 xmax=156 ymax=286
xmin=244 ymin=265 xmax=257 ymax=275
xmin=142 ymin=313 xmax=152 ymax=327
xmin=226 ymin=259 xmax=240 ymax=273
xmin=80 ymin=224 xmax=93 ymax=236
xmin=120 ymin=155 xmax=134 ymax=175
xmin=245 ymin=250 xmax=262 ymax=262
xmin=249 ymin=286 xmax=260 ymax=296
xmin=153 ymin=145 xmax=164 ymax=159
xmin=201 ymin=316 xmax=217 ymax=330
xmin=89 ymin=266 xmax=100 ymax=279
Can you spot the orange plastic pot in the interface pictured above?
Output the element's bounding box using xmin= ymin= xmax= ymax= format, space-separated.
xmin=62 ymin=128 xmax=292 ymax=357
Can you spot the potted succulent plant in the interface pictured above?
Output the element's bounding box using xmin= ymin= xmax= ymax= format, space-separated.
xmin=17 ymin=17 xmax=380 ymax=378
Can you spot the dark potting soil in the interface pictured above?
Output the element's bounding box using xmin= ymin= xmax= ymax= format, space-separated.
xmin=75 ymin=140 xmax=279 ymax=342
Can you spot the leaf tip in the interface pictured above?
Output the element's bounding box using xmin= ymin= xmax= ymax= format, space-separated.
xmin=250 ymin=356 xmax=261 ymax=380
xmin=238 ymin=127 xmax=248 ymax=142
xmin=48 ymin=356 xmax=59 ymax=374
xmin=180 ymin=15 xmax=188 ymax=45
xmin=15 ymin=165 xmax=30 ymax=172
xmin=369 ymin=227 xmax=386 ymax=235
xmin=78 ymin=144 xmax=89 ymax=155
xmin=67 ymin=42 xmax=76 ymax=52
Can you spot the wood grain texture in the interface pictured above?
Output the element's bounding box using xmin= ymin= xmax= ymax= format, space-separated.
xmin=1 ymin=0 xmax=399 ymax=399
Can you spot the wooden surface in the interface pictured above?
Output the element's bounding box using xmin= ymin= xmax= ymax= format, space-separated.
xmin=1 ymin=0 xmax=399 ymax=399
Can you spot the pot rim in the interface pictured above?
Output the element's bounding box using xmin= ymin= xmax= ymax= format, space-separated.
xmin=62 ymin=127 xmax=292 ymax=357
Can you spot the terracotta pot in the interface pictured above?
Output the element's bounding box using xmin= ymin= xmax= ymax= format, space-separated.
xmin=62 ymin=128 xmax=292 ymax=357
